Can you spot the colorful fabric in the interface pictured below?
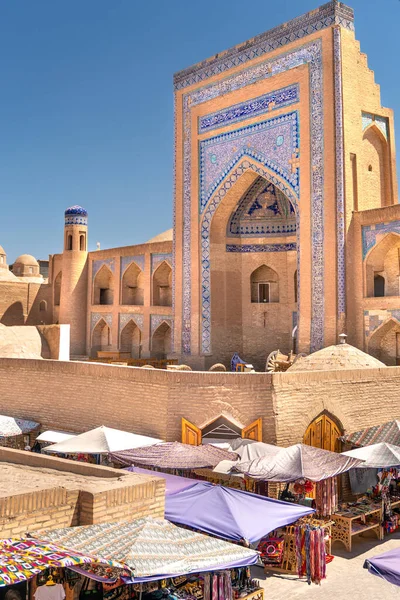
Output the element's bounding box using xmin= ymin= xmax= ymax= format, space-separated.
xmin=0 ymin=539 xmax=130 ymax=587
xmin=0 ymin=416 xmax=39 ymax=437
xmin=315 ymin=478 xmax=337 ymax=517
xmin=339 ymin=420 xmax=400 ymax=448
xmin=36 ymin=517 xmax=258 ymax=582
xmin=294 ymin=525 xmax=326 ymax=585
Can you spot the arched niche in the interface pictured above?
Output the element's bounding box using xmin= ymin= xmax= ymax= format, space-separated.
xmin=1 ymin=301 xmax=24 ymax=326
xmin=250 ymin=265 xmax=279 ymax=303
xmin=362 ymin=125 xmax=390 ymax=209
xmin=151 ymin=321 xmax=171 ymax=358
xmin=152 ymin=262 xmax=172 ymax=307
xmin=93 ymin=265 xmax=114 ymax=305
xmin=120 ymin=319 xmax=141 ymax=358
xmin=368 ymin=317 xmax=400 ymax=365
xmin=54 ymin=272 xmax=62 ymax=306
xmin=39 ymin=300 xmax=47 ymax=312
xmin=92 ymin=318 xmax=111 ymax=355
xmin=121 ymin=262 xmax=144 ymax=306
xmin=365 ymin=232 xmax=400 ymax=298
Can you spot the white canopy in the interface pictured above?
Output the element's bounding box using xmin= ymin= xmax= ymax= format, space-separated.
xmin=342 ymin=442 xmax=400 ymax=468
xmin=235 ymin=441 xmax=281 ymax=462
xmin=45 ymin=426 xmax=162 ymax=455
xmin=36 ymin=430 xmax=76 ymax=444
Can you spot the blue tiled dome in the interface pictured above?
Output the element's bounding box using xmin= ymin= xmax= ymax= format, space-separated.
xmin=65 ymin=205 xmax=88 ymax=217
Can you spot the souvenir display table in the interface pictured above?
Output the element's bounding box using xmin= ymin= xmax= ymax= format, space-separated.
xmin=331 ymin=502 xmax=383 ymax=552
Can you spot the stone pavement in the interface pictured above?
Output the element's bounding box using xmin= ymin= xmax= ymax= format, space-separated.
xmin=252 ymin=531 xmax=400 ymax=599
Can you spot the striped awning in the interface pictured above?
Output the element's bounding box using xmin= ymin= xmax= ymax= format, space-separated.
xmin=339 ymin=420 xmax=400 ymax=448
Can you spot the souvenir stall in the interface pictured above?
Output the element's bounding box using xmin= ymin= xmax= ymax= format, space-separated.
xmin=30 ymin=517 xmax=262 ymax=600
xmin=44 ymin=426 xmax=162 ymax=465
xmin=0 ymin=415 xmax=40 ymax=450
xmin=33 ymin=431 xmax=77 ymax=453
xmin=234 ymin=443 xmax=363 ymax=584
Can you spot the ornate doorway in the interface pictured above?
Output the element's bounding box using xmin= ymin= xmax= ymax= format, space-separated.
xmin=303 ymin=413 xmax=343 ymax=453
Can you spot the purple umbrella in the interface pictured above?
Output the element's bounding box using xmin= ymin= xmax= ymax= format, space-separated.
xmin=365 ymin=547 xmax=400 ymax=587
xmin=166 ymin=481 xmax=314 ymax=543
xmin=126 ymin=466 xmax=199 ymax=495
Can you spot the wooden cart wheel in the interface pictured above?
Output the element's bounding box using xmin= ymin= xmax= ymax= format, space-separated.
xmin=266 ymin=350 xmax=279 ymax=372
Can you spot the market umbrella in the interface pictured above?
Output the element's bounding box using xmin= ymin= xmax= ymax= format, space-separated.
xmin=36 ymin=430 xmax=76 ymax=444
xmin=165 ymin=481 xmax=314 ymax=543
xmin=0 ymin=539 xmax=130 ymax=587
xmin=0 ymin=415 xmax=39 ymax=437
xmin=33 ymin=517 xmax=258 ymax=582
xmin=234 ymin=443 xmax=364 ymax=482
xmin=111 ymin=441 xmax=237 ymax=470
xmin=339 ymin=419 xmax=400 ymax=448
xmin=45 ymin=426 xmax=162 ymax=455
xmin=233 ymin=441 xmax=281 ymax=462
xmin=364 ymin=547 xmax=400 ymax=587
xmin=342 ymin=442 xmax=400 ymax=468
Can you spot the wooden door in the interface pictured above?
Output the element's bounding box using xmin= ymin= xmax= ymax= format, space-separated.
xmin=242 ymin=418 xmax=262 ymax=441
xmin=303 ymin=414 xmax=342 ymax=452
xmin=181 ymin=418 xmax=202 ymax=445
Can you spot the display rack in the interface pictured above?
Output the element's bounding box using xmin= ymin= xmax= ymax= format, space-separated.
xmin=331 ymin=504 xmax=383 ymax=552
xmin=234 ymin=589 xmax=264 ymax=600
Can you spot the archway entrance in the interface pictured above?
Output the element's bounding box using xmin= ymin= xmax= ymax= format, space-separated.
xmin=303 ymin=413 xmax=343 ymax=453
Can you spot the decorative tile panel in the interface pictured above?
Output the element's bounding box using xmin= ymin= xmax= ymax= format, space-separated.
xmin=227 ymin=176 xmax=296 ymax=237
xmin=121 ymin=255 xmax=144 ymax=275
xmin=362 ymin=221 xmax=400 ymax=259
xmin=364 ymin=309 xmax=400 ymax=338
xmin=199 ymin=111 xmax=299 ymax=213
xmin=334 ymin=27 xmax=346 ymax=320
xmin=151 ymin=253 xmax=173 ymax=274
xmin=91 ymin=312 xmax=112 ymax=332
xmin=362 ymin=112 xmax=388 ymax=139
xmin=151 ymin=314 xmax=174 ymax=335
xmin=226 ymin=243 xmax=296 ymax=253
xmin=198 ymin=84 xmax=299 ymax=133
xmin=174 ymin=2 xmax=354 ymax=90
xmin=92 ymin=258 xmax=115 ymax=279
xmin=179 ymin=38 xmax=324 ymax=355
xmin=119 ymin=313 xmax=144 ymax=333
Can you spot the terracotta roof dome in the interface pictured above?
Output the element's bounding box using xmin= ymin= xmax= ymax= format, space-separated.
xmin=287 ymin=341 xmax=386 ymax=372
xmin=14 ymin=254 xmax=39 ymax=267
xmin=65 ymin=205 xmax=88 ymax=217
xmin=147 ymin=229 xmax=173 ymax=244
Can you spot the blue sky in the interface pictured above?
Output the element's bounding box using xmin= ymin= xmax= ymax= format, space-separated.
xmin=1 ymin=0 xmax=399 ymax=262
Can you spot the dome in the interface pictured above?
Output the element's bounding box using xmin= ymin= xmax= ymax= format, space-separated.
xmin=65 ymin=205 xmax=88 ymax=217
xmin=288 ymin=342 xmax=387 ymax=372
xmin=14 ymin=254 xmax=39 ymax=267
xmin=147 ymin=228 xmax=173 ymax=243
xmin=0 ymin=246 xmax=5 ymax=255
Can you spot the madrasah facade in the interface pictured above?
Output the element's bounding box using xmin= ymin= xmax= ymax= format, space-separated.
xmin=1 ymin=1 xmax=400 ymax=372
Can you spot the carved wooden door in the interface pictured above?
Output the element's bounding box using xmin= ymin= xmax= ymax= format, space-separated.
xmin=242 ymin=418 xmax=263 ymax=441
xmin=181 ymin=418 xmax=202 ymax=445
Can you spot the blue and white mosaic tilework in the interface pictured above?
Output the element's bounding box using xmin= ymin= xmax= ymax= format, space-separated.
xmin=364 ymin=309 xmax=400 ymax=339
xmin=200 ymin=111 xmax=299 ymax=213
xmin=226 ymin=243 xmax=296 ymax=253
xmin=121 ymin=255 xmax=145 ymax=275
xmin=228 ymin=177 xmax=296 ymax=237
xmin=334 ymin=27 xmax=346 ymax=320
xmin=362 ymin=112 xmax=388 ymax=139
xmin=91 ymin=312 xmax=112 ymax=333
xmin=362 ymin=221 xmax=400 ymax=259
xmin=92 ymin=258 xmax=115 ymax=279
xmin=179 ymin=38 xmax=324 ymax=355
xmin=64 ymin=205 xmax=88 ymax=226
xmin=151 ymin=253 xmax=173 ymax=274
xmin=199 ymin=85 xmax=299 ymax=133
xmin=119 ymin=313 xmax=144 ymax=334
xmin=174 ymin=2 xmax=354 ymax=90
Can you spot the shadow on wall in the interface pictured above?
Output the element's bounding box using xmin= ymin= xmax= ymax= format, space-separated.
xmin=1 ymin=302 xmax=24 ymax=326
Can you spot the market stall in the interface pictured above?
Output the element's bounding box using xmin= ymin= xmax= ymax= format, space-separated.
xmin=31 ymin=517 xmax=263 ymax=600
xmin=339 ymin=419 xmax=400 ymax=448
xmin=0 ymin=415 xmax=40 ymax=450
xmin=364 ymin=547 xmax=400 ymax=588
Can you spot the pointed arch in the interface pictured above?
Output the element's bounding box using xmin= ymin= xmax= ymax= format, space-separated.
xmin=151 ymin=321 xmax=171 ymax=358
xmin=39 ymin=300 xmax=47 ymax=312
xmin=91 ymin=317 xmax=112 ymax=355
xmin=93 ymin=264 xmax=114 ymax=305
xmin=120 ymin=319 xmax=141 ymax=358
xmin=304 ymin=411 xmax=343 ymax=453
xmin=250 ymin=264 xmax=279 ymax=303
xmin=152 ymin=261 xmax=172 ymax=307
xmin=365 ymin=232 xmax=400 ymax=297
xmin=54 ymin=272 xmax=62 ymax=306
xmin=362 ymin=123 xmax=390 ymax=209
xmin=368 ymin=317 xmax=400 ymax=365
xmin=121 ymin=262 xmax=144 ymax=306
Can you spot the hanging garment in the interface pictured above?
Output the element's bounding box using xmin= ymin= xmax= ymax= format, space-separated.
xmin=34 ymin=584 xmax=66 ymax=600
xmin=349 ymin=468 xmax=378 ymax=494
xmin=315 ymin=478 xmax=338 ymax=516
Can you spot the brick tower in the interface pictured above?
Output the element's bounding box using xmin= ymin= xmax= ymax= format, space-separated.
xmin=59 ymin=206 xmax=88 ymax=356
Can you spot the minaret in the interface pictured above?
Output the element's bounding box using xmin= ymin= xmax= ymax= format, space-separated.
xmin=59 ymin=205 xmax=88 ymax=356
